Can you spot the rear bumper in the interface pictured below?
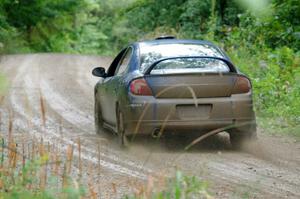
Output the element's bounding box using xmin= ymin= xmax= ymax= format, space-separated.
xmin=122 ymin=93 xmax=256 ymax=135
xmin=126 ymin=120 xmax=233 ymax=135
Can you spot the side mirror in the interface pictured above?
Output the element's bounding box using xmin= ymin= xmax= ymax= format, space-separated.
xmin=92 ymin=67 xmax=106 ymax=77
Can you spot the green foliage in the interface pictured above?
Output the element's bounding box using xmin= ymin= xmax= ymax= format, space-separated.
xmin=0 ymin=157 xmax=86 ymax=199
xmin=0 ymin=0 xmax=299 ymax=53
xmin=0 ymin=3 xmax=28 ymax=53
xmin=0 ymin=0 xmax=87 ymax=53
xmin=0 ymin=136 xmax=86 ymax=198
xmin=228 ymin=45 xmax=300 ymax=129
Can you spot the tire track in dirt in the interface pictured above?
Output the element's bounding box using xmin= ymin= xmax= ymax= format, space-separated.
xmin=12 ymin=55 xmax=151 ymax=179
xmin=35 ymin=54 xmax=153 ymax=173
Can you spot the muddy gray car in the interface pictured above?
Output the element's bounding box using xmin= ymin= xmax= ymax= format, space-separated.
xmin=92 ymin=37 xmax=256 ymax=148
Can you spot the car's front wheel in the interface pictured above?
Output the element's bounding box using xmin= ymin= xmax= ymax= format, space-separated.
xmin=116 ymin=109 xmax=129 ymax=147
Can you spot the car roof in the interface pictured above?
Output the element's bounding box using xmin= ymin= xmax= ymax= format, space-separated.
xmin=135 ymin=38 xmax=215 ymax=46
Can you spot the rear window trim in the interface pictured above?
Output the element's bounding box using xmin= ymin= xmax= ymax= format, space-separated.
xmin=144 ymin=56 xmax=237 ymax=74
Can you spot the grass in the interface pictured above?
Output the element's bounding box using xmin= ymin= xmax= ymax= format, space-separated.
xmin=258 ymin=117 xmax=300 ymax=139
xmin=0 ymin=127 xmax=86 ymax=198
xmin=0 ymin=92 xmax=93 ymax=198
xmin=0 ymin=134 xmax=212 ymax=199
xmin=226 ymin=46 xmax=300 ymax=138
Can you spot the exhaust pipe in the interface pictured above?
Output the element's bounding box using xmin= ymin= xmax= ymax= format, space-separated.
xmin=151 ymin=128 xmax=161 ymax=138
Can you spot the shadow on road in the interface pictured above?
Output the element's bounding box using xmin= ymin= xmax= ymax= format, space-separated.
xmin=131 ymin=132 xmax=232 ymax=152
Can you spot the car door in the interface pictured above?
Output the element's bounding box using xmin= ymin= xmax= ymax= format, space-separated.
xmin=98 ymin=47 xmax=133 ymax=125
xmin=105 ymin=47 xmax=133 ymax=125
xmin=97 ymin=49 xmax=126 ymax=124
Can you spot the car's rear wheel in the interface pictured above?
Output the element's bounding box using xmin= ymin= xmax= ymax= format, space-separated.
xmin=117 ymin=109 xmax=129 ymax=147
xmin=94 ymin=100 xmax=104 ymax=135
xmin=229 ymin=125 xmax=257 ymax=149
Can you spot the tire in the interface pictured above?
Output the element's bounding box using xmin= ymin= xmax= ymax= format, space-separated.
xmin=116 ymin=109 xmax=129 ymax=148
xmin=229 ymin=125 xmax=257 ymax=150
xmin=94 ymin=100 xmax=104 ymax=135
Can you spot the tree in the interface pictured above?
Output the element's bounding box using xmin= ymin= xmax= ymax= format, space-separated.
xmin=2 ymin=0 xmax=83 ymax=43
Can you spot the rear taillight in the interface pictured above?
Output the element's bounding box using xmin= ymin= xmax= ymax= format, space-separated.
xmin=129 ymin=78 xmax=153 ymax=96
xmin=232 ymin=76 xmax=251 ymax=94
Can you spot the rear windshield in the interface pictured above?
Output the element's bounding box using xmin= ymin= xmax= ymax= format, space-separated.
xmin=139 ymin=43 xmax=224 ymax=71
xmin=150 ymin=57 xmax=230 ymax=74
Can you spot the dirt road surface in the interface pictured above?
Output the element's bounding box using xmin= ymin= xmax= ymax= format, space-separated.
xmin=0 ymin=54 xmax=299 ymax=198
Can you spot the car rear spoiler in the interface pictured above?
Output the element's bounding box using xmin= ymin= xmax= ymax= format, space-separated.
xmin=144 ymin=56 xmax=237 ymax=74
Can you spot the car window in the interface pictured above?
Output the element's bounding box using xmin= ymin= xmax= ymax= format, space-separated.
xmin=150 ymin=57 xmax=230 ymax=74
xmin=139 ymin=43 xmax=223 ymax=71
xmin=106 ymin=48 xmax=127 ymax=77
xmin=115 ymin=47 xmax=133 ymax=75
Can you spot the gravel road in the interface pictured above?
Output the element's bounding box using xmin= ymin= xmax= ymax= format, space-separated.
xmin=0 ymin=54 xmax=299 ymax=198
